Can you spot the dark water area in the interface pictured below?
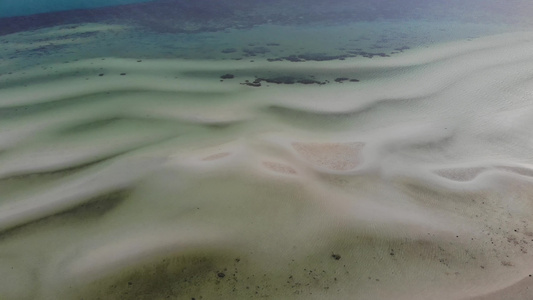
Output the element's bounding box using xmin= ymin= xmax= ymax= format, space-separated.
xmin=0 ymin=0 xmax=153 ymax=18
xmin=1 ymin=0 xmax=531 ymax=72
xmin=1 ymin=0 xmax=532 ymax=36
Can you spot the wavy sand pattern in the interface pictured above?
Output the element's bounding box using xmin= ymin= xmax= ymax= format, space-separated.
xmin=1 ymin=32 xmax=533 ymax=299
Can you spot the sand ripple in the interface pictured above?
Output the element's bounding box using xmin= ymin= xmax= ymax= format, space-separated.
xmin=1 ymin=32 xmax=533 ymax=300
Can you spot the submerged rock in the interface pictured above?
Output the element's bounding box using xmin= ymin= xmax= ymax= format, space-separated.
xmin=240 ymin=76 xmax=325 ymax=87
xmin=220 ymin=73 xmax=235 ymax=79
xmin=334 ymin=77 xmax=349 ymax=83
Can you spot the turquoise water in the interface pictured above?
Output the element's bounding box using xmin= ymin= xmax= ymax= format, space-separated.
xmin=0 ymin=0 xmax=153 ymax=17
xmin=0 ymin=0 xmax=530 ymax=74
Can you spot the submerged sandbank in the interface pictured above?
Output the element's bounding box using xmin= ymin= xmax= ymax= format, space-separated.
xmin=0 ymin=31 xmax=532 ymax=299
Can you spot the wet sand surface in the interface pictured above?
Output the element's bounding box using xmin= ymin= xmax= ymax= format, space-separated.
xmin=1 ymin=2 xmax=533 ymax=299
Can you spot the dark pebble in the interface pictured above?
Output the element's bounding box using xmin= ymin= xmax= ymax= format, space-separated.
xmin=332 ymin=254 xmax=341 ymax=260
xmin=120 ymin=73 xmax=126 ymax=76
xmin=217 ymin=272 xmax=226 ymax=278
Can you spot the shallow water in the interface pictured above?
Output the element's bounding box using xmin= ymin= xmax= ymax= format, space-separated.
xmin=1 ymin=1 xmax=533 ymax=299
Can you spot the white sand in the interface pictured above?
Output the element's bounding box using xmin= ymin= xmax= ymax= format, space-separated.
xmin=0 ymin=31 xmax=533 ymax=299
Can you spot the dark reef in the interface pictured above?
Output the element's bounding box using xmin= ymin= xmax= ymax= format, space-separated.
xmin=220 ymin=74 xmax=235 ymax=79
xmin=1 ymin=0 xmax=528 ymax=36
xmin=239 ymin=75 xmax=360 ymax=87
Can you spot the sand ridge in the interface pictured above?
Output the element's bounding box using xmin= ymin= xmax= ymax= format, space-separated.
xmin=0 ymin=31 xmax=533 ymax=299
